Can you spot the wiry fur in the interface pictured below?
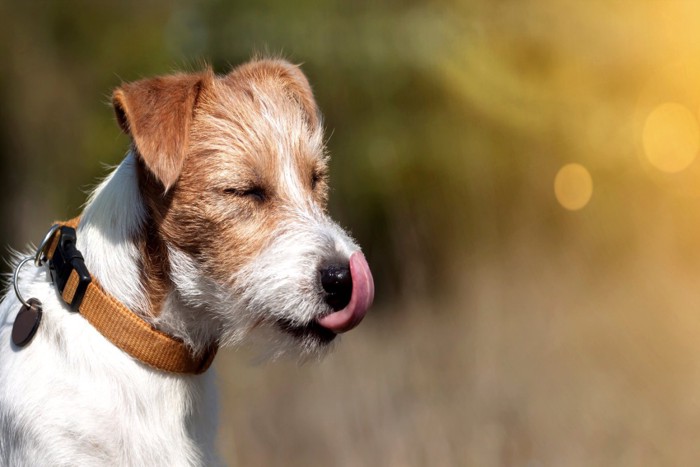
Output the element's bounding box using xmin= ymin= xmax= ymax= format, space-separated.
xmin=0 ymin=59 xmax=362 ymax=465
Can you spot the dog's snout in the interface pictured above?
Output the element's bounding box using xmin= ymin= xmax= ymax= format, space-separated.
xmin=319 ymin=263 xmax=353 ymax=310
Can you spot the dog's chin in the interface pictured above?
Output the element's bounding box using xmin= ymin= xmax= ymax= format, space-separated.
xmin=232 ymin=316 xmax=337 ymax=362
xmin=275 ymin=318 xmax=337 ymax=345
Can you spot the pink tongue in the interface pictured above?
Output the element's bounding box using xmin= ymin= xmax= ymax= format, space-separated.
xmin=316 ymin=252 xmax=374 ymax=333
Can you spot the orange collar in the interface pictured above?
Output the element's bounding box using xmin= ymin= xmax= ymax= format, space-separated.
xmin=42 ymin=218 xmax=216 ymax=374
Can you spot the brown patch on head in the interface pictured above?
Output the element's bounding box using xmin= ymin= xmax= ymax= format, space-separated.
xmin=226 ymin=59 xmax=320 ymax=128
xmin=126 ymin=59 xmax=329 ymax=315
xmin=112 ymin=70 xmax=214 ymax=191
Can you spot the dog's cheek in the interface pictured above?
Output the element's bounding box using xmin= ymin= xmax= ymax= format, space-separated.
xmin=200 ymin=213 xmax=280 ymax=288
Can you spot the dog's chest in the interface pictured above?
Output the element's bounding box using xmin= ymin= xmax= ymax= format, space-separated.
xmin=0 ymin=288 xmax=219 ymax=466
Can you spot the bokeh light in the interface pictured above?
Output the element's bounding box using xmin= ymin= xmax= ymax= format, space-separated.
xmin=554 ymin=163 xmax=593 ymax=211
xmin=642 ymin=102 xmax=700 ymax=173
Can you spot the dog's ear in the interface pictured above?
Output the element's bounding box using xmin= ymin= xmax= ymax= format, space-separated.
xmin=231 ymin=59 xmax=320 ymax=128
xmin=271 ymin=61 xmax=320 ymax=128
xmin=112 ymin=71 xmax=212 ymax=191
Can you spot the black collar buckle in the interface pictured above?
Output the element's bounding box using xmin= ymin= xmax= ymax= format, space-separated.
xmin=49 ymin=226 xmax=91 ymax=311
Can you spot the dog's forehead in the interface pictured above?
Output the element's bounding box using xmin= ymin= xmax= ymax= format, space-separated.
xmin=191 ymin=76 xmax=325 ymax=166
xmin=181 ymin=76 xmax=326 ymax=198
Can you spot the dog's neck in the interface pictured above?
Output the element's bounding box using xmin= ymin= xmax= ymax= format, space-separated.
xmin=78 ymin=153 xmax=149 ymax=314
xmin=76 ymin=152 xmax=214 ymax=355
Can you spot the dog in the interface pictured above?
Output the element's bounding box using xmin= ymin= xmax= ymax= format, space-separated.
xmin=0 ymin=58 xmax=374 ymax=466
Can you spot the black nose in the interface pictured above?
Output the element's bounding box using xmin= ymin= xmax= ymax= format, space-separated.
xmin=320 ymin=263 xmax=353 ymax=310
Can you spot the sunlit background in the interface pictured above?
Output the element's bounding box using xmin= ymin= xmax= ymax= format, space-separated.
xmin=4 ymin=1 xmax=700 ymax=465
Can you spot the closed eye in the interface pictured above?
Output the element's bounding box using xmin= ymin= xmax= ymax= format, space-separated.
xmin=223 ymin=186 xmax=267 ymax=202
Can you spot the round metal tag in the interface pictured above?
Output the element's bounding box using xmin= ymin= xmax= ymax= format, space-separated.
xmin=12 ymin=298 xmax=42 ymax=347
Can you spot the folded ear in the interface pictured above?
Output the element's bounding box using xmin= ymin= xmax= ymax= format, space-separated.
xmin=272 ymin=61 xmax=320 ymax=128
xmin=112 ymin=71 xmax=211 ymax=191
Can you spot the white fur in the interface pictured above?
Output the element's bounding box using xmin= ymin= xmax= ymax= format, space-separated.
xmin=0 ymin=143 xmax=359 ymax=464
xmin=0 ymin=155 xmax=219 ymax=466
xmin=157 ymin=209 xmax=358 ymax=359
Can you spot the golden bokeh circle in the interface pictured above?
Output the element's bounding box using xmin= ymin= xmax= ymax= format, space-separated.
xmin=642 ymin=102 xmax=699 ymax=173
xmin=554 ymin=163 xmax=593 ymax=211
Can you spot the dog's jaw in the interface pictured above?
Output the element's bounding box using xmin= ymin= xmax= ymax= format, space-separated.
xmin=221 ymin=215 xmax=363 ymax=359
xmin=154 ymin=212 xmax=363 ymax=360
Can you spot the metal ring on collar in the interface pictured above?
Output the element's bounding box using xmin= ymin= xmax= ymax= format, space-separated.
xmin=13 ymin=256 xmax=34 ymax=308
xmin=34 ymin=224 xmax=60 ymax=267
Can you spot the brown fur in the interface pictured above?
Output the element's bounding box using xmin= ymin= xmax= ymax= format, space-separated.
xmin=112 ymin=70 xmax=213 ymax=191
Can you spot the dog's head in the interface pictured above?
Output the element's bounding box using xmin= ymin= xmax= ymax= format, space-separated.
xmin=111 ymin=59 xmax=373 ymax=359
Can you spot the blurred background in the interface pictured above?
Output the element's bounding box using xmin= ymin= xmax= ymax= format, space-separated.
xmin=3 ymin=0 xmax=700 ymax=465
